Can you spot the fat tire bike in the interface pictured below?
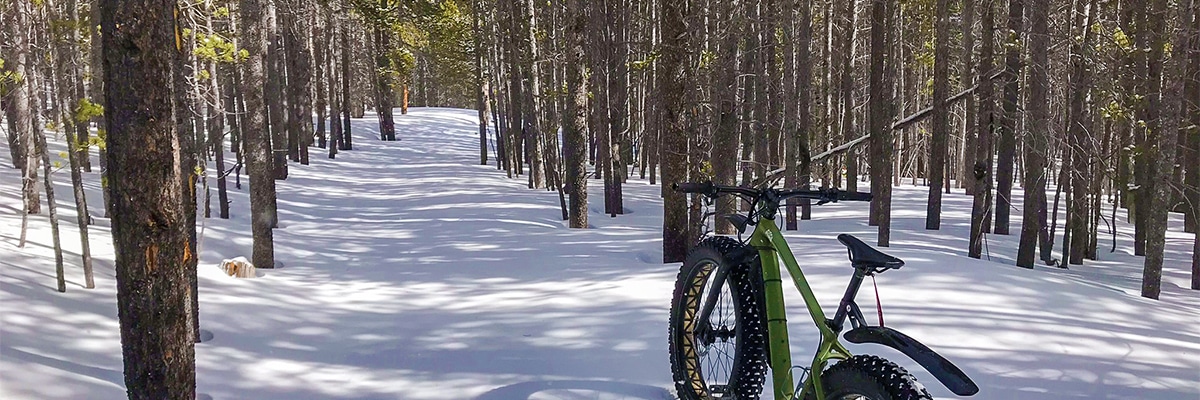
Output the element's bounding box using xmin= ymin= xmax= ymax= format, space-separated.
xmin=668 ymin=180 xmax=979 ymax=400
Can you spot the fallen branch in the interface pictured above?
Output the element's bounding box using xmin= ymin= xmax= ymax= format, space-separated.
xmin=812 ymin=69 xmax=1005 ymax=163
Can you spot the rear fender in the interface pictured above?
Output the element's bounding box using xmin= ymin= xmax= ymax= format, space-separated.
xmin=843 ymin=326 xmax=979 ymax=396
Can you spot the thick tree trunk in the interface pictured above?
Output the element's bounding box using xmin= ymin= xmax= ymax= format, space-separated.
xmin=927 ymin=0 xmax=952 ymax=230
xmin=961 ymin=0 xmax=977 ymax=195
xmin=712 ymin=0 xmax=741 ymax=235
xmin=839 ymin=0 xmax=857 ymax=194
xmin=101 ymin=0 xmax=197 ymax=395
xmin=796 ymin=0 xmax=814 ymax=222
xmin=240 ymin=0 xmax=277 ymax=270
xmin=282 ymin=1 xmax=315 ymax=163
xmin=1184 ymin=2 xmax=1199 ymax=237
xmin=372 ymin=22 xmax=397 ymax=142
xmin=565 ymin=0 xmax=589 ymax=229
xmin=12 ymin=0 xmax=40 ymax=216
xmin=266 ymin=4 xmax=288 ymax=179
xmin=1142 ymin=0 xmax=1188 ymax=299
xmin=784 ymin=0 xmax=800 ymax=230
xmin=314 ymin=9 xmax=327 ymax=149
xmin=521 ymin=0 xmax=546 ymax=190
xmin=661 ymin=0 xmax=689 ymax=263
xmin=970 ymin=0 xmax=996 ymax=259
xmin=340 ymin=20 xmax=353 ymax=151
xmin=606 ymin=0 xmax=627 ymax=214
xmin=1017 ymin=0 xmax=1049 ymax=268
xmin=474 ymin=0 xmax=488 ymax=165
xmin=994 ymin=0 xmax=1023 ymax=235
xmin=869 ymin=0 xmax=895 ymax=246
xmin=174 ymin=9 xmax=202 ymax=344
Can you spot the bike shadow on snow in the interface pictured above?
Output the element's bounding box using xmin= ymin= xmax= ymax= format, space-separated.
xmin=474 ymin=380 xmax=673 ymax=400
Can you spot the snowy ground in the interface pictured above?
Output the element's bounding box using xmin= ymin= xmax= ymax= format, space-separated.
xmin=1 ymin=108 xmax=1197 ymax=400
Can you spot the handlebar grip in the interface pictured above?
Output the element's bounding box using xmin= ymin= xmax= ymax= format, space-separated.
xmin=674 ymin=181 xmax=714 ymax=195
xmin=838 ymin=191 xmax=874 ymax=202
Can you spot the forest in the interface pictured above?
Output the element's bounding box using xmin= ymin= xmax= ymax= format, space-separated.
xmin=1 ymin=0 xmax=1199 ymax=398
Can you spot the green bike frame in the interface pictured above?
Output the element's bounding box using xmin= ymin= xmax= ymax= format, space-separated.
xmin=747 ymin=217 xmax=851 ymax=400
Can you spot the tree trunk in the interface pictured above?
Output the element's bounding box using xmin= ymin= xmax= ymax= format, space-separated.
xmin=240 ymin=0 xmax=277 ymax=270
xmin=1142 ymin=0 xmax=1188 ymax=299
xmin=839 ymin=0 xmax=857 ymax=194
xmin=1067 ymin=0 xmax=1097 ymax=266
xmin=796 ymin=0 xmax=814 ymax=222
xmin=372 ymin=22 xmax=397 ymax=142
xmin=565 ymin=0 xmax=589 ymax=228
xmin=313 ymin=8 xmax=327 ymax=149
xmin=606 ymin=0 xmax=627 ymax=214
xmin=45 ymin=0 xmax=94 ymax=288
xmin=282 ymin=0 xmax=315 ymax=164
xmin=266 ymin=4 xmax=288 ymax=179
xmin=711 ymin=0 xmax=741 ymax=234
xmin=474 ymin=0 xmax=488 ymax=165
xmin=341 ymin=19 xmax=353 ymax=151
xmin=11 ymin=0 xmax=40 ymax=216
xmin=521 ymin=0 xmax=546 ymax=190
xmin=32 ymin=101 xmax=66 ymax=293
xmin=1017 ymin=0 xmax=1049 ymax=268
xmin=101 ymin=0 xmax=197 ymax=394
xmin=970 ymin=0 xmax=996 ymax=259
xmin=994 ymin=0 xmax=1022 ymax=235
xmin=661 ymin=0 xmax=690 ymax=263
xmin=869 ymin=0 xmax=895 ymax=246
xmin=926 ymin=0 xmax=952 ymax=230
xmin=1184 ymin=1 xmax=1199 ymax=237
xmin=961 ymin=0 xmax=977 ymax=195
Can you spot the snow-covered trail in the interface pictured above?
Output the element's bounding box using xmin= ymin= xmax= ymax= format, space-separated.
xmin=188 ymin=109 xmax=678 ymax=400
xmin=2 ymin=108 xmax=1197 ymax=400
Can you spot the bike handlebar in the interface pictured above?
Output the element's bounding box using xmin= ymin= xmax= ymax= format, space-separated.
xmin=673 ymin=181 xmax=873 ymax=204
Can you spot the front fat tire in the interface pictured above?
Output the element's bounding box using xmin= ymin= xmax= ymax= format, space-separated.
xmin=669 ymin=236 xmax=767 ymax=400
xmin=815 ymin=355 xmax=933 ymax=400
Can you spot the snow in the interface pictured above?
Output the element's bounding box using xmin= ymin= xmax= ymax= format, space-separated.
xmin=2 ymin=108 xmax=1198 ymax=400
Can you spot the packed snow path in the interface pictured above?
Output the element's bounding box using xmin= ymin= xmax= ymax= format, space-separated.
xmin=2 ymin=108 xmax=1197 ymax=400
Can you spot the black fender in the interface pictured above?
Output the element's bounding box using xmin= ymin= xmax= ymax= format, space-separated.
xmin=844 ymin=326 xmax=979 ymax=396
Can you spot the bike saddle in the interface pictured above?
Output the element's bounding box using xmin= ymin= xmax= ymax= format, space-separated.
xmin=836 ymin=234 xmax=904 ymax=271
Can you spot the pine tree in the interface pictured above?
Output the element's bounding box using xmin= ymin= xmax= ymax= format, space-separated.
xmin=101 ymin=0 xmax=197 ymax=395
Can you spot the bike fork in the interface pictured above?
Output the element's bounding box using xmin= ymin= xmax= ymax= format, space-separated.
xmin=757 ymin=247 xmax=796 ymax=400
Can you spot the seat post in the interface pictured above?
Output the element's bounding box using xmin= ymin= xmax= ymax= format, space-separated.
xmin=829 ymin=267 xmax=869 ymax=332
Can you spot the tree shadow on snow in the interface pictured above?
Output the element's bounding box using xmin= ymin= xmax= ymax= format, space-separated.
xmin=475 ymin=380 xmax=673 ymax=400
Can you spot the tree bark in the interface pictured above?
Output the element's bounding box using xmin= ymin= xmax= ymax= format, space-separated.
xmin=869 ymin=0 xmax=895 ymax=246
xmin=266 ymin=3 xmax=288 ymax=179
xmin=970 ymin=0 xmax=996 ymax=259
xmin=712 ymin=0 xmax=741 ymax=234
xmin=1142 ymin=0 xmax=1188 ymax=299
xmin=661 ymin=0 xmax=690 ymax=263
xmin=32 ymin=94 xmax=66 ymax=293
xmin=521 ymin=0 xmax=546 ymax=190
xmin=839 ymin=0 xmax=857 ymax=194
xmin=927 ymin=0 xmax=952 ymax=230
xmin=1017 ymin=0 xmax=1049 ymax=268
xmin=565 ymin=0 xmax=589 ymax=229
xmin=474 ymin=0 xmax=489 ymax=165
xmin=340 ymin=19 xmax=353 ymax=150
xmin=283 ymin=0 xmax=315 ymax=163
xmin=961 ymin=0 xmax=977 ymax=195
xmin=994 ymin=0 xmax=1023 ymax=235
xmin=11 ymin=0 xmax=40 ymax=215
xmin=101 ymin=0 xmax=197 ymax=395
xmin=240 ymin=0 xmax=277 ymax=270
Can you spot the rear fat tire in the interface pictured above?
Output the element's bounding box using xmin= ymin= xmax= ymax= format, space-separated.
xmin=669 ymin=236 xmax=768 ymax=400
xmin=814 ymin=355 xmax=933 ymax=400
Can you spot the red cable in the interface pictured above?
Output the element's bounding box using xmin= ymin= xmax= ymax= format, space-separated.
xmin=872 ymin=274 xmax=884 ymax=327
